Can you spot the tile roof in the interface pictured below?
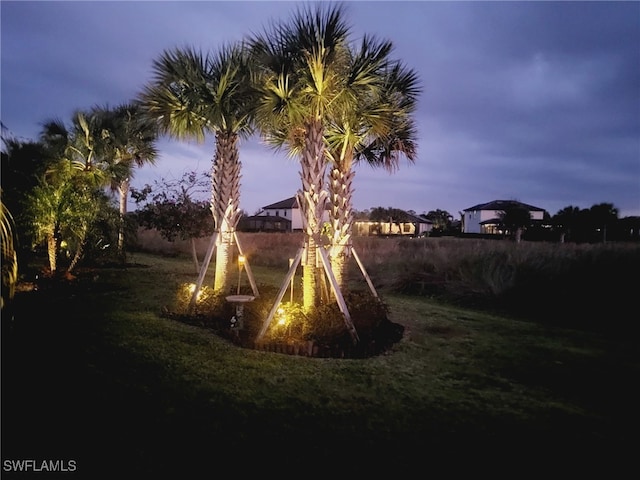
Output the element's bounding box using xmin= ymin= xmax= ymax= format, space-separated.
xmin=463 ymin=200 xmax=545 ymax=212
xmin=262 ymin=196 xmax=330 ymax=211
xmin=262 ymin=197 xmax=298 ymax=210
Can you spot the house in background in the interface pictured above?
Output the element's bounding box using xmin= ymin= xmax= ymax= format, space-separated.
xmin=238 ymin=197 xmax=299 ymax=232
xmin=258 ymin=196 xmax=304 ymax=230
xmin=241 ymin=196 xmax=432 ymax=236
xmin=353 ymin=211 xmax=433 ymax=237
xmin=461 ymin=200 xmax=546 ymax=234
xmin=239 ymin=214 xmax=292 ymax=232
xmin=242 ymin=196 xmax=328 ymax=232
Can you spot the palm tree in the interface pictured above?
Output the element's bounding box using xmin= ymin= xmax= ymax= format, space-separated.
xmin=249 ymin=2 xmax=352 ymax=311
xmin=325 ymin=50 xmax=420 ymax=289
xmin=589 ymin=202 xmax=619 ymax=243
xmin=98 ymin=102 xmax=158 ymax=262
xmin=1 ymin=193 xmax=18 ymax=310
xmin=25 ymin=160 xmax=85 ymax=275
xmin=139 ymin=43 xmax=255 ymax=295
xmin=499 ymin=205 xmax=532 ymax=243
xmin=35 ymin=112 xmax=109 ymax=273
xmin=425 ymin=209 xmax=454 ymax=233
xmin=553 ymin=205 xmax=581 ymax=243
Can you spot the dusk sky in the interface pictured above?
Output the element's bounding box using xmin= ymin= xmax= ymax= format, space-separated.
xmin=2 ymin=1 xmax=639 ymax=218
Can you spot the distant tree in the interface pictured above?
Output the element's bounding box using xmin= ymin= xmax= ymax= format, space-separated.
xmin=588 ymin=202 xmax=618 ymax=243
xmin=424 ymin=209 xmax=453 ymax=233
xmin=616 ymin=216 xmax=640 ymax=241
xmin=552 ymin=203 xmax=621 ymax=243
xmin=552 ymin=205 xmax=582 ymax=243
xmin=352 ymin=209 xmax=370 ymax=220
xmin=499 ymin=205 xmax=531 ymax=243
xmin=369 ymin=206 xmax=410 ymax=234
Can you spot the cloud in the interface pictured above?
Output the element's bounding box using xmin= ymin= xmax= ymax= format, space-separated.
xmin=2 ymin=1 xmax=639 ymax=218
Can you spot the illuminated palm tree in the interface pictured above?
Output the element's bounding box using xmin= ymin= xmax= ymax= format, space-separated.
xmin=139 ymin=43 xmax=255 ymax=294
xmin=35 ymin=112 xmax=109 ymax=273
xmin=325 ymin=45 xmax=420 ymax=288
xmin=249 ymin=2 xmax=351 ymax=311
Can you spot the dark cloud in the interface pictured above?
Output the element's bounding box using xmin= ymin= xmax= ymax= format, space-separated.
xmin=2 ymin=1 xmax=638 ymax=218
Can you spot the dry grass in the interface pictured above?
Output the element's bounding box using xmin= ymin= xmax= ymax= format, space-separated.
xmin=134 ymin=230 xmax=640 ymax=334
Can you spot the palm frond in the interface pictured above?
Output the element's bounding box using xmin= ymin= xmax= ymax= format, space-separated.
xmin=1 ymin=195 xmax=18 ymax=307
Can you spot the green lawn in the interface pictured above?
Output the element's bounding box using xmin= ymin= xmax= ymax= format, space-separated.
xmin=1 ymin=252 xmax=636 ymax=476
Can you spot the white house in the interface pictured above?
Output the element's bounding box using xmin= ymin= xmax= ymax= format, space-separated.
xmin=251 ymin=196 xmax=433 ymax=236
xmin=256 ymin=196 xmax=324 ymax=231
xmin=461 ymin=200 xmax=546 ymax=234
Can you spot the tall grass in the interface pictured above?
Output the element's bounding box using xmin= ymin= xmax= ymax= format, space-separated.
xmin=135 ymin=230 xmax=640 ymax=333
xmin=350 ymin=237 xmax=640 ymax=332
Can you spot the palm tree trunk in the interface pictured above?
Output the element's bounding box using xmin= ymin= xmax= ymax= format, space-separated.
xmin=299 ymin=119 xmax=328 ymax=312
xmin=47 ymin=233 xmax=59 ymax=274
xmin=117 ymin=178 xmax=130 ymax=263
xmin=67 ymin=237 xmax=85 ymax=273
xmin=214 ymin=232 xmax=233 ymax=294
xmin=211 ymin=133 xmax=242 ymax=295
xmin=68 ymin=219 xmax=92 ymax=274
xmin=328 ymin=164 xmax=355 ymax=290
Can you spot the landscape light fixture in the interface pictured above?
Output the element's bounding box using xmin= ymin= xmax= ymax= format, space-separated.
xmin=237 ymin=255 xmax=246 ymax=295
xmin=277 ymin=307 xmax=286 ymax=326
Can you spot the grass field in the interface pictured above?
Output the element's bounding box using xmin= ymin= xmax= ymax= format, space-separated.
xmin=2 ymin=246 xmax=638 ymax=476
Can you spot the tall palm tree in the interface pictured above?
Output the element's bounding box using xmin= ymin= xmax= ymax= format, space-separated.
xmin=98 ymin=102 xmax=158 ymax=262
xmin=325 ymin=41 xmax=420 ymax=289
xmin=249 ymin=2 xmax=352 ymax=311
xmin=139 ymin=43 xmax=255 ymax=295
